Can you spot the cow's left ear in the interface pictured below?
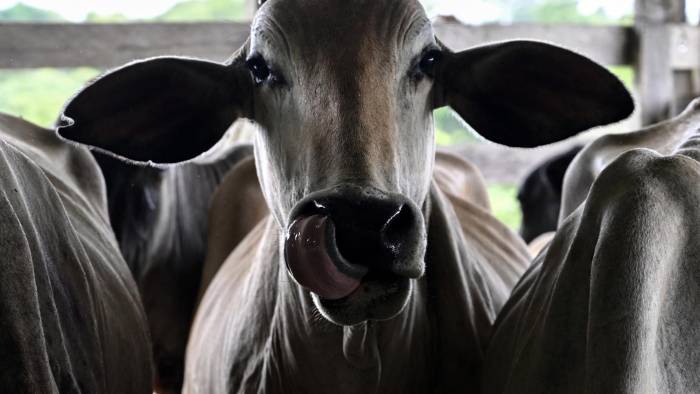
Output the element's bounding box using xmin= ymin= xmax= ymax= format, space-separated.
xmin=435 ymin=40 xmax=634 ymax=147
xmin=57 ymin=52 xmax=252 ymax=164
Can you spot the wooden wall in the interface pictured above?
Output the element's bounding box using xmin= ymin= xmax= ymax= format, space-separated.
xmin=0 ymin=0 xmax=696 ymax=184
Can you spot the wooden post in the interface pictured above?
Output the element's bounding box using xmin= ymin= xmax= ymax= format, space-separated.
xmin=246 ymin=0 xmax=261 ymax=18
xmin=634 ymin=0 xmax=686 ymax=125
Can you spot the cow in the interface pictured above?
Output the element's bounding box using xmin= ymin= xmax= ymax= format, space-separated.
xmin=517 ymin=145 xmax=583 ymax=243
xmin=481 ymin=98 xmax=700 ymax=393
xmin=0 ymin=112 xmax=153 ymax=392
xmin=560 ymin=99 xmax=700 ymax=221
xmin=55 ymin=0 xmax=633 ymax=392
xmin=92 ymin=140 xmax=254 ymax=393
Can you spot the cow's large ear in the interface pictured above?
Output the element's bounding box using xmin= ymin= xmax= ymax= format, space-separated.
xmin=57 ymin=50 xmax=252 ymax=164
xmin=435 ymin=40 xmax=634 ymax=147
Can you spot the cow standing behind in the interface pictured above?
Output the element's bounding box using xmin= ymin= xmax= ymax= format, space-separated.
xmin=92 ymin=140 xmax=254 ymax=392
xmin=518 ymin=145 xmax=583 ymax=243
xmin=56 ymin=0 xmax=632 ymax=392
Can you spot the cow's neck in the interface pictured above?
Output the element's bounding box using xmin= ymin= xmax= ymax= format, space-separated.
xmin=244 ymin=184 xmax=496 ymax=394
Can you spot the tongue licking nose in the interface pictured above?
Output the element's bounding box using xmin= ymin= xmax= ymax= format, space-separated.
xmin=285 ymin=215 xmax=365 ymax=300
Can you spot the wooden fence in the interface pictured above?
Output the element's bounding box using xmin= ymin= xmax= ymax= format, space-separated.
xmin=0 ymin=0 xmax=695 ymax=184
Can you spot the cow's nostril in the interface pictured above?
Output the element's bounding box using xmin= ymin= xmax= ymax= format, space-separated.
xmin=290 ymin=187 xmax=423 ymax=276
xmin=380 ymin=204 xmax=415 ymax=257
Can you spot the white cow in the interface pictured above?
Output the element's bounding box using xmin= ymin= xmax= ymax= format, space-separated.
xmin=482 ymin=100 xmax=700 ymax=393
xmin=0 ymin=112 xmax=153 ymax=392
xmin=55 ymin=0 xmax=633 ymax=392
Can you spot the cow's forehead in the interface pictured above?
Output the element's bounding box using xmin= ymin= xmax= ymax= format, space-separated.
xmin=252 ymin=0 xmax=432 ymax=60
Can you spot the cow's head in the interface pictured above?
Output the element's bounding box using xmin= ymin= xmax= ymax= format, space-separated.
xmin=57 ymin=0 xmax=633 ymax=325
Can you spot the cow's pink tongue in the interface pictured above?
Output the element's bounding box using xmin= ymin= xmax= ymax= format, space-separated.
xmin=285 ymin=215 xmax=362 ymax=300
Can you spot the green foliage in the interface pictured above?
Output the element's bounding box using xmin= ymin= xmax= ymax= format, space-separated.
xmin=434 ymin=107 xmax=478 ymax=146
xmin=516 ymin=2 xmax=604 ymax=24
xmin=156 ymin=0 xmax=249 ymax=22
xmin=0 ymin=68 xmax=100 ymax=127
xmin=85 ymin=12 xmax=130 ymax=22
xmin=608 ymin=65 xmax=634 ymax=89
xmin=0 ymin=3 xmax=64 ymax=21
xmin=487 ymin=184 xmax=522 ymax=230
xmin=509 ymin=0 xmax=631 ymax=25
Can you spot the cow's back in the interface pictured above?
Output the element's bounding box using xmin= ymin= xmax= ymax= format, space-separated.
xmin=0 ymin=113 xmax=152 ymax=393
xmin=560 ymin=99 xmax=700 ymax=222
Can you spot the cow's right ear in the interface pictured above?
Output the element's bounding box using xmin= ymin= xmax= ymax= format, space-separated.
xmin=57 ymin=52 xmax=252 ymax=165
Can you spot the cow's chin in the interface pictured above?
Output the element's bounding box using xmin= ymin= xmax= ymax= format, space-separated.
xmin=284 ymin=212 xmax=423 ymax=326
xmin=313 ymin=276 xmax=413 ymax=326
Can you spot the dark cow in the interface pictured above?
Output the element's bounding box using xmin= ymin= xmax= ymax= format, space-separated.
xmin=517 ymin=145 xmax=583 ymax=243
xmin=92 ymin=139 xmax=254 ymax=392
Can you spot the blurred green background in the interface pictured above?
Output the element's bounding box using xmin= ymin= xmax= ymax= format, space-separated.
xmin=0 ymin=0 xmax=634 ymax=232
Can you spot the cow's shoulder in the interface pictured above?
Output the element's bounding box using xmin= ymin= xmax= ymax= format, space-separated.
xmin=200 ymin=155 xmax=268 ymax=295
xmin=186 ymin=217 xmax=276 ymax=394
xmin=587 ymin=147 xmax=700 ymax=218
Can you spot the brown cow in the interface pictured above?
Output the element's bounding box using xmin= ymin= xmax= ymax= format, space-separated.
xmin=482 ymin=99 xmax=700 ymax=393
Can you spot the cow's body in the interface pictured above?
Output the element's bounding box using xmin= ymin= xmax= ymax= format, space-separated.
xmin=482 ymin=100 xmax=700 ymax=393
xmin=94 ymin=138 xmax=254 ymax=392
xmin=561 ymin=100 xmax=700 ymax=221
xmin=198 ymin=153 xmax=267 ymax=295
xmin=186 ymin=153 xmax=529 ymax=393
xmin=0 ymin=113 xmax=152 ymax=393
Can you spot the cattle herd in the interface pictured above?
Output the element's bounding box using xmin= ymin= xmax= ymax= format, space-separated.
xmin=1 ymin=0 xmax=699 ymax=393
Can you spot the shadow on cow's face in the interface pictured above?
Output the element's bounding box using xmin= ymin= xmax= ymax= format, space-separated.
xmin=249 ymin=0 xmax=435 ymax=324
xmin=56 ymin=0 xmax=634 ymax=326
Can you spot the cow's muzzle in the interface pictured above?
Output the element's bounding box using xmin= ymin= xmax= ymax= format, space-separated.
xmin=285 ymin=185 xmax=426 ymax=325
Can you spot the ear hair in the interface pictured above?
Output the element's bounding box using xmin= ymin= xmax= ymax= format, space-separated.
xmin=435 ymin=40 xmax=634 ymax=147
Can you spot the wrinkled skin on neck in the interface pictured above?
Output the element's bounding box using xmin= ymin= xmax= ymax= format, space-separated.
xmin=185 ymin=182 xmax=523 ymax=394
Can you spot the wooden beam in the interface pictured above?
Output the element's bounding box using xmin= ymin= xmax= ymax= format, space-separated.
xmin=452 ymin=140 xmax=584 ymax=185
xmin=0 ymin=21 xmax=634 ymax=69
xmin=247 ymin=0 xmax=261 ymax=18
xmin=636 ymin=25 xmax=674 ymax=124
xmin=433 ymin=21 xmax=634 ymax=66
xmin=0 ymin=22 xmax=250 ymax=69
xmin=635 ymin=0 xmax=686 ymax=125
xmin=635 ymin=0 xmax=685 ymax=24
xmin=670 ymin=24 xmax=700 ymax=69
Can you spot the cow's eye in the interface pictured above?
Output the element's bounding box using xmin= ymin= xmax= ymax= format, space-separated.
xmin=418 ymin=49 xmax=442 ymax=78
xmin=246 ymin=54 xmax=271 ymax=84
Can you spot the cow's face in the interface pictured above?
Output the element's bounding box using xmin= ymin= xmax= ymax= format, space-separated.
xmin=249 ymin=0 xmax=435 ymax=324
xmin=58 ymin=0 xmax=633 ymax=326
